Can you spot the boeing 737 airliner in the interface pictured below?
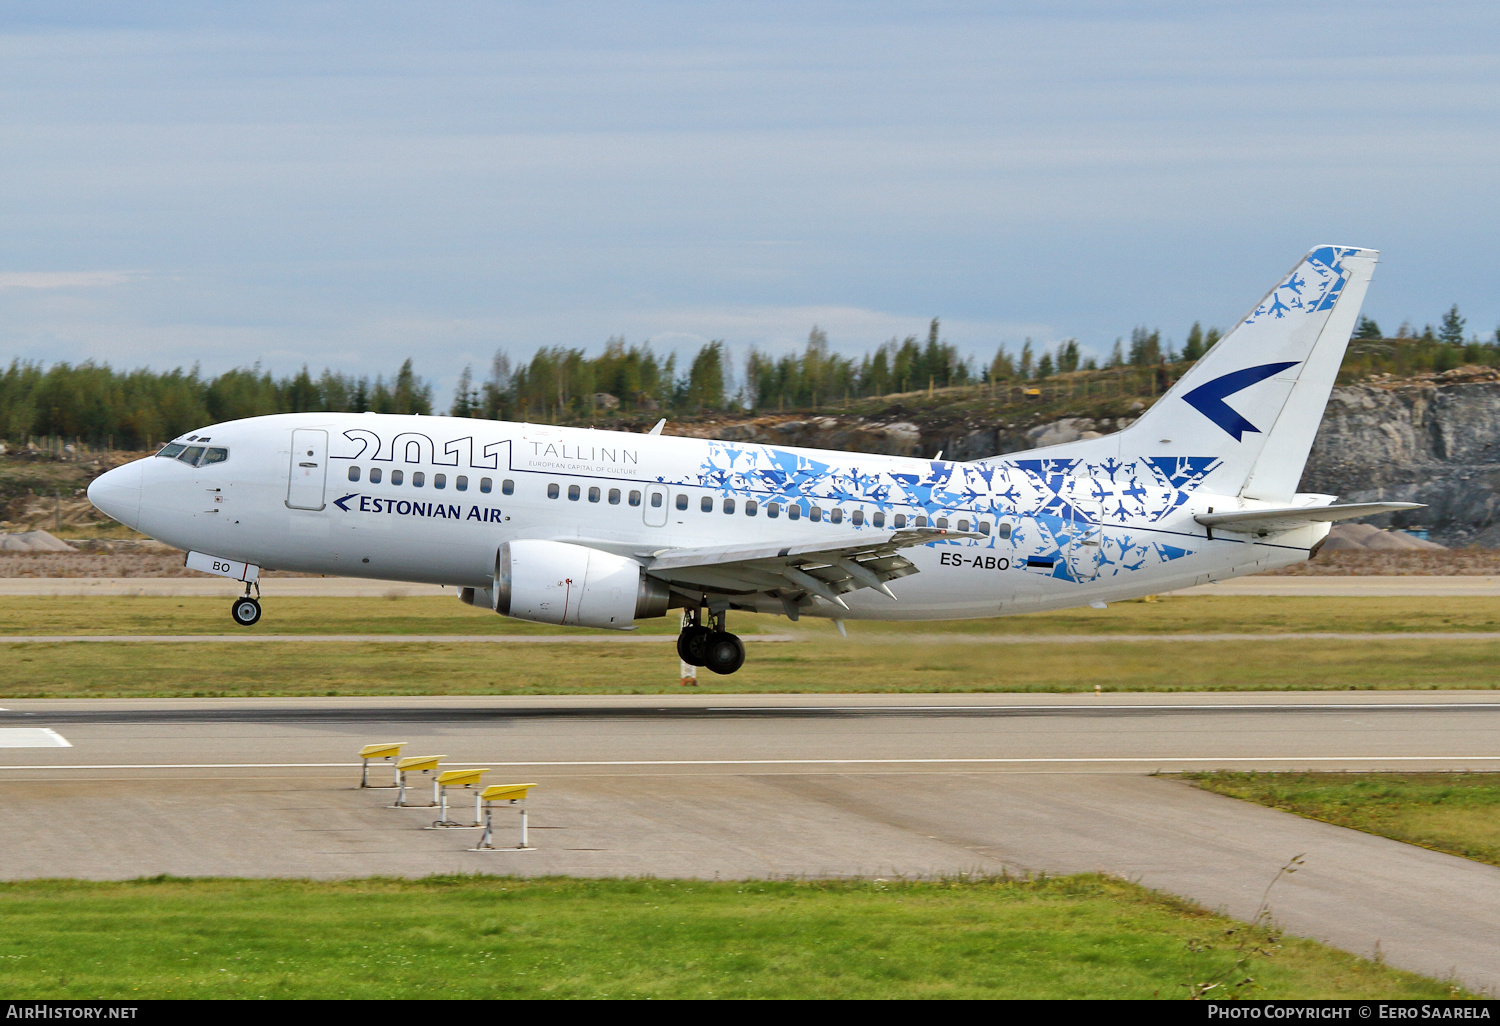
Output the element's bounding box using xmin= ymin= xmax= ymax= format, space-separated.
xmin=88 ymin=246 xmax=1417 ymax=675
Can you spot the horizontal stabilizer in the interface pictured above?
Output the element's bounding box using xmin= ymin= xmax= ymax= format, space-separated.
xmin=1194 ymin=502 xmax=1424 ymax=536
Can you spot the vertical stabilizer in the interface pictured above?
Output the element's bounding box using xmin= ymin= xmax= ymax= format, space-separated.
xmin=994 ymin=246 xmax=1377 ymax=503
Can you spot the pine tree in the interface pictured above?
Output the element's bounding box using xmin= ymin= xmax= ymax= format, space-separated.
xmin=449 ymin=365 xmax=476 ymax=417
xmin=989 ymin=345 xmax=1015 ymax=381
xmin=1019 ymin=339 xmax=1034 ymax=379
xmin=1354 ymin=316 xmax=1382 ymax=340
xmin=1058 ymin=339 xmax=1080 ymax=372
xmin=685 ymin=341 xmax=726 ymax=411
xmin=1182 ymin=322 xmax=1205 ymax=362
xmin=1439 ymin=305 xmax=1466 ymax=346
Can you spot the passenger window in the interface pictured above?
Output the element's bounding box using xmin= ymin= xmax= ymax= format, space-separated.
xmin=723 ymin=498 xmax=735 ymax=514
xmin=998 ymin=522 xmax=1012 ymax=540
xmin=745 ymin=500 xmax=757 ymax=516
xmin=958 ymin=519 xmax=970 ymax=531
xmin=675 ymin=494 xmax=688 ymax=511
xmin=830 ymin=509 xmax=843 ymax=524
xmin=348 ymin=466 xmax=361 ymax=482
xmin=370 ymin=468 xmax=382 ymax=484
xmin=157 ymin=443 xmax=186 ymax=459
xmin=608 ymin=488 xmax=621 ymax=505
xmin=810 ymin=507 xmax=823 ymax=523
xmin=630 ymin=490 xmax=642 ymax=507
xmin=480 ymin=478 xmax=493 ymax=493
xmin=588 ymin=486 xmax=600 ymax=503
xmin=434 ymin=474 xmax=446 ymax=489
xmin=412 ymin=472 xmax=425 ymax=488
xmin=767 ymin=502 xmax=780 ymax=519
xmin=202 ymin=447 xmax=229 ymax=466
xmin=937 ymin=517 xmax=949 ymax=528
xmin=502 ymin=480 xmax=514 ymax=495
xmin=700 ymin=496 xmax=713 ymax=513
xmin=979 ymin=521 xmax=991 ymax=536
xmin=851 ymin=510 xmax=864 ymax=526
xmin=873 ymin=511 xmax=884 ymax=528
xmin=391 ymin=470 xmax=404 ymax=486
xmin=547 ymin=483 xmax=560 ymax=499
xmin=568 ymin=484 xmax=581 ymax=500
xmin=456 ymin=475 xmax=468 ymax=491
xmin=177 ymin=446 xmax=205 ymax=466
xmin=788 ymin=504 xmax=801 ymax=521
xmin=915 ymin=516 xmax=928 ymax=527
xmin=894 ymin=513 xmax=906 ymax=528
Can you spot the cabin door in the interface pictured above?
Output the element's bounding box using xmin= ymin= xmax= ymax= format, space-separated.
xmin=1067 ymin=499 xmax=1103 ymax=581
xmin=287 ymin=429 xmax=329 ymax=510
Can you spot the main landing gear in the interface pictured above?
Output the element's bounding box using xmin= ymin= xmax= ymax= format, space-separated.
xmin=230 ymin=583 xmax=262 ymax=627
xmin=677 ymin=608 xmax=745 ymax=675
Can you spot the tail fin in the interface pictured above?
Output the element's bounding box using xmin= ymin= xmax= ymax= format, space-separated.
xmin=996 ymin=245 xmax=1377 ymax=503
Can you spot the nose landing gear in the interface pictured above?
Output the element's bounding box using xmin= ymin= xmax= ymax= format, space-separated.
xmin=676 ymin=607 xmax=745 ymax=675
xmin=230 ymin=582 xmax=262 ymax=627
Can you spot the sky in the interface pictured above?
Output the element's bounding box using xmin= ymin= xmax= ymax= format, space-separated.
xmin=1 ymin=0 xmax=1497 ymax=404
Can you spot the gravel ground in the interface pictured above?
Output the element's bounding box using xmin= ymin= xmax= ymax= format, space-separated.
xmin=0 ymin=552 xmax=318 ymax=578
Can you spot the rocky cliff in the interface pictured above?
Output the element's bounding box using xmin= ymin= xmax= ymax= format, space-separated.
xmin=671 ymin=369 xmax=1500 ymax=546
xmin=1301 ymin=370 xmax=1500 ymax=546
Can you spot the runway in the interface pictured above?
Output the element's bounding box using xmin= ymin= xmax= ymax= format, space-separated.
xmin=1 ymin=691 xmax=1498 ymax=990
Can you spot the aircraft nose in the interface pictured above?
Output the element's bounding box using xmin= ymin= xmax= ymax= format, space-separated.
xmin=87 ymin=461 xmax=144 ymax=530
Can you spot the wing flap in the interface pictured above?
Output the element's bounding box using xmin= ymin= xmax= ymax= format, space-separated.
xmin=641 ymin=527 xmax=977 ymax=604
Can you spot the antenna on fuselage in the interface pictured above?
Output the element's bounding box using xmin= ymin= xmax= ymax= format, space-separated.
xmin=648 ymin=419 xmax=666 ymax=436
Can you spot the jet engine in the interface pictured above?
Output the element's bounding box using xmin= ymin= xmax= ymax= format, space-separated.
xmin=482 ymin=539 xmax=669 ymax=630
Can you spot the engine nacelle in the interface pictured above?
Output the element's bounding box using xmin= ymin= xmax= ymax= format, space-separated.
xmin=492 ymin=539 xmax=669 ymax=630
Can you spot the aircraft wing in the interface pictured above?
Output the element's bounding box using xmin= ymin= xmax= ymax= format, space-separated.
xmin=1194 ymin=501 xmax=1424 ymax=536
xmin=639 ymin=528 xmax=979 ymax=611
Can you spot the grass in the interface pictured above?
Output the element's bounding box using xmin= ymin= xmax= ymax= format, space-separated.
xmin=5 ymin=636 xmax=1500 ymax=697
xmin=4 ymin=636 xmax=1500 ymax=697
xmin=0 ymin=875 xmax=1463 ymax=1000
xmin=1188 ymin=773 xmax=1500 ymax=869
xmin=5 ymin=596 xmax=1500 ymax=696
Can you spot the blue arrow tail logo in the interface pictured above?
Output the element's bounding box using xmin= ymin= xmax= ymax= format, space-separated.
xmin=1181 ymin=362 xmax=1300 ymax=441
xmin=333 ymin=492 xmax=358 ymax=511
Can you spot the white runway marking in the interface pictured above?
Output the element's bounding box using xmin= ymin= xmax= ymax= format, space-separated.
xmin=705 ymin=702 xmax=1500 ymax=712
xmin=3 ymin=755 xmax=1498 ymax=771
xmin=0 ymin=728 xmax=71 ymax=748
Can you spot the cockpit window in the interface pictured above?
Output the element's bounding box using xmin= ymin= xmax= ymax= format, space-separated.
xmin=160 ymin=443 xmax=228 ymax=467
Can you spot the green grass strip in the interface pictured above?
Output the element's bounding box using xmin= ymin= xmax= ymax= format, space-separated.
xmin=1188 ymin=772 xmax=1500 ymax=869
xmin=0 ymin=875 xmax=1463 ymax=1000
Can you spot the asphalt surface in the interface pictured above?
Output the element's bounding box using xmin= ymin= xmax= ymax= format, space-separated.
xmin=5 ymin=575 xmax=1500 ymax=596
xmin=1 ymin=691 xmax=1498 ymax=991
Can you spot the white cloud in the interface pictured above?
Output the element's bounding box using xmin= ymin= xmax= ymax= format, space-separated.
xmin=0 ymin=271 xmax=140 ymax=290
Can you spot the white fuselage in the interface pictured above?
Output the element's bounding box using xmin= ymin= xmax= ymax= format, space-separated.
xmin=89 ymin=411 xmax=1318 ymax=622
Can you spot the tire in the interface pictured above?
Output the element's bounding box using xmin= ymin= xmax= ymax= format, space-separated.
xmin=676 ymin=625 xmax=713 ymax=666
xmin=703 ymin=632 xmax=746 ymax=675
xmin=231 ymin=596 xmax=262 ymax=627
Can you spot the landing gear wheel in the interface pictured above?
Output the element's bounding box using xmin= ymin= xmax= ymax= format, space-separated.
xmin=703 ymin=632 xmax=745 ymax=675
xmin=231 ymin=596 xmax=262 ymax=627
xmin=677 ymin=625 xmax=713 ymax=666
